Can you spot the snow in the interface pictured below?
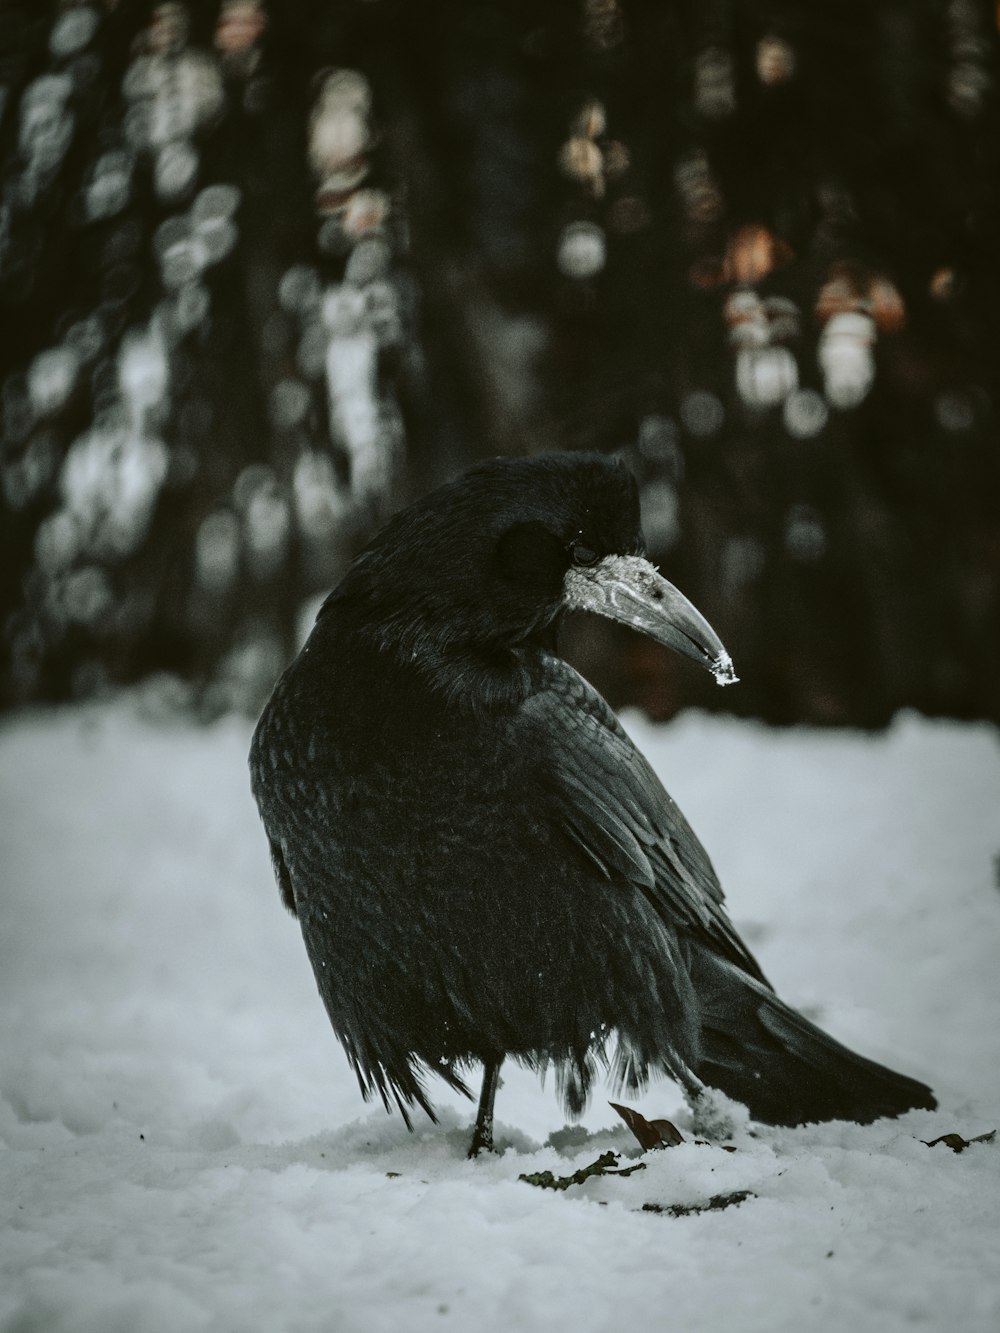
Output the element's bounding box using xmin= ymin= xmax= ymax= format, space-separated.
xmin=1 ymin=699 xmax=998 ymax=1332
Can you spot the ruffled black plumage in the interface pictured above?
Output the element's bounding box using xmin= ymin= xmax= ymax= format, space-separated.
xmin=250 ymin=452 xmax=935 ymax=1147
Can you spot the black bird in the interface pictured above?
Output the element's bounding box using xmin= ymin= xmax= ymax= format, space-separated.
xmin=250 ymin=452 xmax=935 ymax=1154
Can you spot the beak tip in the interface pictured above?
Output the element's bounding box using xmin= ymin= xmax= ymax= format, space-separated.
xmin=711 ymin=651 xmax=739 ymax=687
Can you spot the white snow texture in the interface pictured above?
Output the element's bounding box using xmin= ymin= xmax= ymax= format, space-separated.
xmin=1 ymin=700 xmax=998 ymax=1332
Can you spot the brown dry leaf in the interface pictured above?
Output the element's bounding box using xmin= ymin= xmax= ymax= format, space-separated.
xmin=609 ymin=1101 xmax=685 ymax=1150
xmin=922 ymin=1129 xmax=996 ymax=1153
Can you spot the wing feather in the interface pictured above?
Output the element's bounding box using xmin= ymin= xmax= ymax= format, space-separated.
xmin=517 ymin=655 xmax=770 ymax=986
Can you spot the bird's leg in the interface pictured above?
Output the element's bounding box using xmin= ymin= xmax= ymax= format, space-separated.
xmin=467 ymin=1058 xmax=502 ymax=1158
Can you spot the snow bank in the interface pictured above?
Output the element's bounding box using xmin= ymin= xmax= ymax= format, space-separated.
xmin=1 ymin=700 xmax=998 ymax=1332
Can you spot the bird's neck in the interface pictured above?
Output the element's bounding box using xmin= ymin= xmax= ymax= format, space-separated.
xmin=316 ymin=580 xmax=561 ymax=713
xmin=389 ymin=623 xmax=539 ymax=712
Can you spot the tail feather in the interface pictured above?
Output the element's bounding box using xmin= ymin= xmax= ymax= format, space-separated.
xmin=690 ymin=950 xmax=936 ymax=1126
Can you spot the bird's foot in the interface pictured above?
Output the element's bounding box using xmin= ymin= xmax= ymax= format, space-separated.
xmin=468 ymin=1058 xmax=502 ymax=1157
xmin=467 ymin=1114 xmax=495 ymax=1159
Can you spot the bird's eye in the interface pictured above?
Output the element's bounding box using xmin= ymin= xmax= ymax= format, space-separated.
xmin=570 ymin=541 xmax=600 ymax=567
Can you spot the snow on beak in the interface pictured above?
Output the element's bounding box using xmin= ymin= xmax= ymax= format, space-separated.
xmin=563 ymin=554 xmax=738 ymax=686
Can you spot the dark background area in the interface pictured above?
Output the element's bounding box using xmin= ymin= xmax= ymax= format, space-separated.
xmin=1 ymin=0 xmax=998 ymax=725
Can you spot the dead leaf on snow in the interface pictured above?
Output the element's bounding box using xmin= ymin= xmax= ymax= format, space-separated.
xmin=642 ymin=1190 xmax=756 ymax=1217
xmin=519 ymin=1150 xmax=647 ymax=1191
xmin=921 ymin=1129 xmax=996 ymax=1153
xmin=609 ymin=1101 xmax=685 ymax=1150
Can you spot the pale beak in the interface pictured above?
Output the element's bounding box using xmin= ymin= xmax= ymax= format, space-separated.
xmin=563 ymin=555 xmax=738 ymax=686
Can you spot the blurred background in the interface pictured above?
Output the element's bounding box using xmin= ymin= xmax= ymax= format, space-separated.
xmin=0 ymin=0 xmax=997 ymax=726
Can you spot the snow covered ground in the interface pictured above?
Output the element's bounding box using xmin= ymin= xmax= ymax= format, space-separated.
xmin=1 ymin=697 xmax=998 ymax=1333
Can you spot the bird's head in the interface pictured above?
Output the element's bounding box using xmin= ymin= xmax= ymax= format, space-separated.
xmin=328 ymin=452 xmax=736 ymax=687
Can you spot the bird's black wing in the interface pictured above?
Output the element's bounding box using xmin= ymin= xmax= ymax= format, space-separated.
xmin=516 ymin=654 xmax=770 ymax=986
